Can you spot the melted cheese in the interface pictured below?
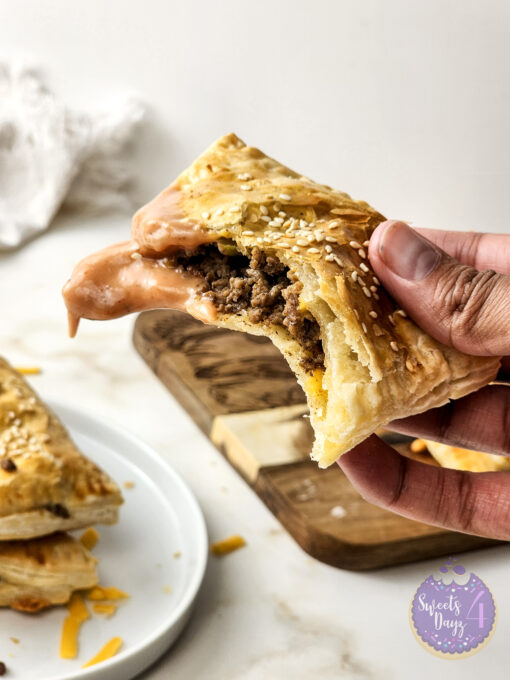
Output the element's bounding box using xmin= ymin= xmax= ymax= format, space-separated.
xmin=210 ymin=534 xmax=246 ymax=556
xmin=86 ymin=585 xmax=129 ymax=601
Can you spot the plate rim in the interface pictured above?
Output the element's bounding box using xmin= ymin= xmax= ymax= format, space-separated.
xmin=43 ymin=399 xmax=209 ymax=680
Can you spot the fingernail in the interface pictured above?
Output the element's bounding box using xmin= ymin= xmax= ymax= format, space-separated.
xmin=378 ymin=221 xmax=441 ymax=281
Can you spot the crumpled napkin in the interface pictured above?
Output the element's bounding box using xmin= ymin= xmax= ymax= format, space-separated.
xmin=0 ymin=63 xmax=144 ymax=250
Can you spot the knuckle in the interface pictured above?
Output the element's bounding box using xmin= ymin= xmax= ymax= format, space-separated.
xmin=434 ymin=265 xmax=500 ymax=349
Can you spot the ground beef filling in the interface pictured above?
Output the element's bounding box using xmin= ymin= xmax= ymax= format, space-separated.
xmin=167 ymin=244 xmax=324 ymax=373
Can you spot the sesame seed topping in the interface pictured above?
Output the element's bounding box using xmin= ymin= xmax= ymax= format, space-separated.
xmin=300 ymin=219 xmax=308 ymax=229
xmin=388 ymin=314 xmax=395 ymax=326
xmin=279 ymin=193 xmax=292 ymax=201
xmin=354 ymin=309 xmax=360 ymax=320
xmin=131 ymin=251 xmax=142 ymax=260
xmin=396 ymin=309 xmax=408 ymax=318
xmin=257 ymin=238 xmax=263 ymax=244
xmin=238 ymin=173 xmax=252 ymax=180
xmin=369 ymin=311 xmax=378 ymax=319
xmin=333 ymin=256 xmax=343 ymax=267
xmin=362 ymin=286 xmax=372 ymax=298
xmin=261 ymin=215 xmax=271 ymax=222
xmin=329 ymin=221 xmax=340 ymax=229
xmin=372 ymin=276 xmax=380 ymax=285
xmin=243 ymin=230 xmax=254 ymax=236
xmin=349 ymin=240 xmax=361 ymax=249
xmin=297 ymin=239 xmax=308 ymax=246
xmin=230 ymin=205 xmax=242 ymax=212
xmin=370 ymin=285 xmax=377 ymax=293
xmin=308 ymin=247 xmax=320 ymax=254
xmin=373 ymin=324 xmax=384 ymax=336
xmin=240 ymin=184 xmax=252 ymax=191
xmin=268 ymin=220 xmax=281 ymax=227
xmin=325 ymin=254 xmax=335 ymax=261
xmin=279 ymin=242 xmax=290 ymax=248
xmin=358 ymin=248 xmax=366 ymax=259
xmin=351 ymin=271 xmax=358 ymax=282
xmin=362 ymin=322 xmax=368 ymax=334
xmin=363 ymin=240 xmax=370 ymax=247
xmin=201 ymin=211 xmax=210 ymax=219
xmin=292 ymin=246 xmax=300 ymax=253
xmin=260 ymin=205 xmax=269 ymax=215
xmin=360 ymin=262 xmax=369 ymax=273
xmin=373 ymin=293 xmax=380 ymax=301
xmin=325 ymin=245 xmax=333 ymax=253
xmin=214 ymin=208 xmax=224 ymax=216
xmin=405 ymin=359 xmax=415 ymax=372
xmin=390 ymin=341 xmax=399 ymax=352
xmin=325 ymin=236 xmax=336 ymax=242
xmin=306 ymin=234 xmax=315 ymax=243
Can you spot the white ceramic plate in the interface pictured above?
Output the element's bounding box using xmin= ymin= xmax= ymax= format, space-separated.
xmin=2 ymin=401 xmax=208 ymax=680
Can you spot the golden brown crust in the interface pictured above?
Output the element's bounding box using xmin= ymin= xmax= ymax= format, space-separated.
xmin=0 ymin=357 xmax=123 ymax=538
xmin=131 ymin=134 xmax=500 ymax=466
xmin=0 ymin=532 xmax=98 ymax=610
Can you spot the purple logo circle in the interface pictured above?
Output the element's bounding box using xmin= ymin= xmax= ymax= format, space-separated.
xmin=410 ymin=557 xmax=497 ymax=657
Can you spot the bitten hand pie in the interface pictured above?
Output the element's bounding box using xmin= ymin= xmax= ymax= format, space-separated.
xmin=0 ymin=357 xmax=123 ymax=539
xmin=0 ymin=533 xmax=98 ymax=612
xmin=425 ymin=440 xmax=510 ymax=473
xmin=63 ymin=134 xmax=500 ymax=467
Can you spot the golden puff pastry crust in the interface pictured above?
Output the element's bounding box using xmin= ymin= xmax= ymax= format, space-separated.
xmin=425 ymin=440 xmax=510 ymax=473
xmin=0 ymin=357 xmax=123 ymax=539
xmin=0 ymin=532 xmax=98 ymax=612
xmin=64 ymin=134 xmax=501 ymax=467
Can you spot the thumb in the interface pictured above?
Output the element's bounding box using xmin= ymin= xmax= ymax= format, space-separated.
xmin=369 ymin=220 xmax=510 ymax=356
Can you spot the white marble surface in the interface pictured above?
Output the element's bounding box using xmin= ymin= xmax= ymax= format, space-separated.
xmin=1 ymin=1 xmax=510 ymax=677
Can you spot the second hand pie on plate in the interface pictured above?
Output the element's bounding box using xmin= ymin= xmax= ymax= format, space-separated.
xmin=63 ymin=134 xmax=500 ymax=467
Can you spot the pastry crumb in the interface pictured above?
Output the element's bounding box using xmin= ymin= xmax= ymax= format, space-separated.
xmin=173 ymin=551 xmax=181 ymax=559
xmin=211 ymin=535 xmax=246 ymax=556
xmin=9 ymin=637 xmax=19 ymax=644
xmin=163 ymin=585 xmax=172 ymax=594
xmin=123 ymin=481 xmax=135 ymax=489
xmin=330 ymin=505 xmax=347 ymax=519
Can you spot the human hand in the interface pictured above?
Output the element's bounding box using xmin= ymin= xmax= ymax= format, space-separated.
xmin=338 ymin=221 xmax=510 ymax=539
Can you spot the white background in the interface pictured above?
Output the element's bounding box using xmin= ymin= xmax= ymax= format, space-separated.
xmin=1 ymin=1 xmax=510 ymax=679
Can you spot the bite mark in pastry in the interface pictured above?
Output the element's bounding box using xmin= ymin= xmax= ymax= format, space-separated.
xmin=0 ymin=357 xmax=123 ymax=539
xmin=0 ymin=533 xmax=98 ymax=612
xmin=63 ymin=134 xmax=500 ymax=467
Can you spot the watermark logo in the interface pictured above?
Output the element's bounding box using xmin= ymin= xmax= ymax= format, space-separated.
xmin=409 ymin=557 xmax=497 ymax=658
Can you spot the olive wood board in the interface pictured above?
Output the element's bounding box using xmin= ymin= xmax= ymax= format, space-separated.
xmin=133 ymin=310 xmax=501 ymax=570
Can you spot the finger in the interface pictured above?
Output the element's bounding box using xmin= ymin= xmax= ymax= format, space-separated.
xmin=414 ymin=229 xmax=510 ymax=275
xmin=338 ymin=435 xmax=510 ymax=539
xmin=387 ymin=385 xmax=510 ymax=455
xmin=369 ymin=220 xmax=510 ymax=356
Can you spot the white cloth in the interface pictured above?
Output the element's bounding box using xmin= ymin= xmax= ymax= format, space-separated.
xmin=0 ymin=63 xmax=144 ymax=250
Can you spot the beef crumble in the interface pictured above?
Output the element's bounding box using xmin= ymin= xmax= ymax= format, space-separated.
xmin=167 ymin=244 xmax=324 ymax=372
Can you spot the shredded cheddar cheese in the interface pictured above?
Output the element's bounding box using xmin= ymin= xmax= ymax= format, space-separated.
xmin=82 ymin=637 xmax=123 ymax=668
xmin=86 ymin=586 xmax=130 ymax=601
xmin=67 ymin=593 xmax=90 ymax=622
xmin=80 ymin=527 xmax=100 ymax=551
xmin=15 ymin=366 xmax=41 ymax=375
xmin=92 ymin=603 xmax=117 ymax=617
xmin=211 ymin=534 xmax=246 ymax=556
xmin=410 ymin=438 xmax=428 ymax=454
xmin=60 ymin=616 xmax=82 ymax=659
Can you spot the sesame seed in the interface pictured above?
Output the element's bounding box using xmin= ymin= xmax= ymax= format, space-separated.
xmin=369 ymin=311 xmax=378 ymax=319
xmin=373 ymin=324 xmax=384 ymax=336
xmin=279 ymin=242 xmax=290 ymax=248
xmin=354 ymin=309 xmax=360 ymax=320
xmin=300 ymin=219 xmax=308 ymax=229
xmin=214 ymin=208 xmax=224 ymax=216
xmin=325 ymin=245 xmax=333 ymax=253
xmin=396 ymin=309 xmax=408 ymax=318
xmin=249 ymin=213 xmax=258 ymax=223
xmin=308 ymin=247 xmax=320 ymax=254
xmin=260 ymin=205 xmax=269 ymax=215
xmin=325 ymin=236 xmax=336 ymax=242
xmin=240 ymin=184 xmax=252 ymax=191
xmin=306 ymin=234 xmax=315 ymax=243
xmin=388 ymin=314 xmax=395 ymax=326
xmin=257 ymin=238 xmax=263 ymax=244
xmin=333 ymin=256 xmax=343 ymax=267
xmin=362 ymin=286 xmax=372 ymax=298
xmin=351 ymin=271 xmax=358 ymax=282
xmin=329 ymin=221 xmax=340 ymax=229
xmin=358 ymin=248 xmax=366 ymax=259
xmin=325 ymin=254 xmax=335 ymax=261
xmin=349 ymin=240 xmax=361 ymax=249
xmin=390 ymin=341 xmax=399 ymax=352
xmin=405 ymin=359 xmax=415 ymax=372
xmin=261 ymin=216 xmax=271 ymax=222
xmin=274 ymin=203 xmax=281 ymax=211
xmin=292 ymin=246 xmax=300 ymax=253
xmin=201 ymin=211 xmax=210 ymax=219
xmin=131 ymin=252 xmax=142 ymax=260
xmin=373 ymin=293 xmax=380 ymax=301
xmin=230 ymin=205 xmax=242 ymax=212
xmin=370 ymin=285 xmax=377 ymax=293
xmin=238 ymin=173 xmax=252 ymax=180
xmin=243 ymin=230 xmax=254 ymax=236
xmin=268 ymin=220 xmax=280 ymax=227
xmin=314 ymin=231 xmax=324 ymax=242
xmin=362 ymin=323 xmax=368 ymax=334
xmin=372 ymin=276 xmax=380 ymax=285
xmin=274 ymin=217 xmax=285 ymax=224
xmin=363 ymin=240 xmax=370 ymax=247
xmin=279 ymin=193 xmax=292 ymax=201
xmin=360 ymin=262 xmax=369 ymax=273
xmin=297 ymin=239 xmax=308 ymax=246
xmin=272 ymin=233 xmax=282 ymax=240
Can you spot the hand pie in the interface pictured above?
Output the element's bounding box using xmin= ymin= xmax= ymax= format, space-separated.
xmin=425 ymin=440 xmax=510 ymax=473
xmin=0 ymin=357 xmax=123 ymax=539
xmin=0 ymin=532 xmax=98 ymax=612
xmin=63 ymin=133 xmax=500 ymax=467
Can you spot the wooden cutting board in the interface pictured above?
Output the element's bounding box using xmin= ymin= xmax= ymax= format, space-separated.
xmin=133 ymin=310 xmax=500 ymax=570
